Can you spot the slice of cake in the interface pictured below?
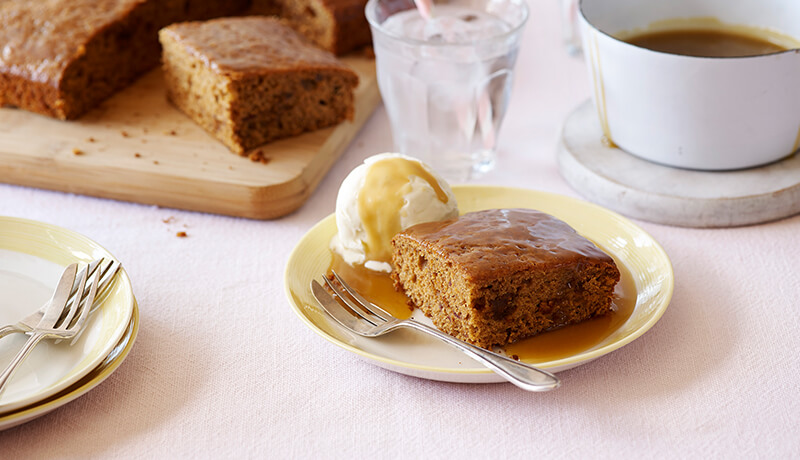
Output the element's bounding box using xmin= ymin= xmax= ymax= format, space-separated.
xmin=159 ymin=17 xmax=359 ymax=155
xmin=250 ymin=0 xmax=371 ymax=55
xmin=0 ymin=0 xmax=248 ymax=120
xmin=391 ymin=208 xmax=621 ymax=348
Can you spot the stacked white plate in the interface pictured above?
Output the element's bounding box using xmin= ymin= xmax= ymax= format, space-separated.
xmin=0 ymin=217 xmax=138 ymax=430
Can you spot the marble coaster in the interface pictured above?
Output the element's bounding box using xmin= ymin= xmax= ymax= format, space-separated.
xmin=557 ymin=100 xmax=800 ymax=227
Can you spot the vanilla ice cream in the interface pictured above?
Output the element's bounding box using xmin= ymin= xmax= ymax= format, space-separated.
xmin=330 ymin=153 xmax=459 ymax=272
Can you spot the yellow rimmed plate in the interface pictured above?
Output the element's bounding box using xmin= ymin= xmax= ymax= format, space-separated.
xmin=285 ymin=185 xmax=674 ymax=383
xmin=0 ymin=217 xmax=135 ymax=412
xmin=0 ymin=301 xmax=138 ymax=430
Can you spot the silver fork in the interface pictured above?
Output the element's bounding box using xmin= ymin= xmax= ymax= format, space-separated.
xmin=311 ymin=272 xmax=561 ymax=392
xmin=0 ymin=261 xmax=99 ymax=393
xmin=0 ymin=258 xmax=120 ymax=341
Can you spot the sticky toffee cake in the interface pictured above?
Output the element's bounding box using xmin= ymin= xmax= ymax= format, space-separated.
xmin=159 ymin=17 xmax=359 ymax=155
xmin=0 ymin=0 xmax=247 ymax=120
xmin=391 ymin=208 xmax=621 ymax=348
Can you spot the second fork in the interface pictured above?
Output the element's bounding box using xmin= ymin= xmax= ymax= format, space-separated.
xmin=313 ymin=273 xmax=561 ymax=392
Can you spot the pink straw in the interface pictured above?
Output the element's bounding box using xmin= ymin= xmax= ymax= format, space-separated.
xmin=413 ymin=0 xmax=434 ymax=19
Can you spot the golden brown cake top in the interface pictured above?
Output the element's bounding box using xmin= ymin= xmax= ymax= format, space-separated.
xmin=0 ymin=0 xmax=141 ymax=82
xmin=160 ymin=17 xmax=355 ymax=76
xmin=395 ymin=208 xmax=616 ymax=282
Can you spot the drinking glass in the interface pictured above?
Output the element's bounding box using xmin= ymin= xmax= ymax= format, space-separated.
xmin=366 ymin=0 xmax=529 ymax=182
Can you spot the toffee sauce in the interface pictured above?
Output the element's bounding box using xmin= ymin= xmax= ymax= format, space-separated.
xmin=330 ymin=253 xmax=637 ymax=363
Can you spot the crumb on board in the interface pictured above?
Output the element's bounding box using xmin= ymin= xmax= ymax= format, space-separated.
xmin=87 ymin=137 xmax=96 ymax=143
xmin=134 ymin=152 xmax=141 ymax=158
xmin=121 ymin=130 xmax=130 ymax=137
xmin=363 ymin=46 xmax=375 ymax=59
xmin=176 ymin=231 xmax=188 ymax=238
xmin=163 ymin=217 xmax=175 ymax=224
xmin=248 ymin=150 xmax=271 ymax=164
xmin=72 ymin=148 xmax=83 ymax=155
xmin=511 ymin=354 xmax=520 ymax=361
xmin=163 ymin=129 xmax=177 ymax=136
xmin=153 ymin=160 xmax=159 ymax=165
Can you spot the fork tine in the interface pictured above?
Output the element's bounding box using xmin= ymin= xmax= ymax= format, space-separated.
xmin=322 ymin=276 xmax=384 ymax=326
xmin=74 ymin=273 xmax=98 ymax=330
xmin=68 ymin=264 xmax=102 ymax=344
xmin=330 ymin=270 xmax=392 ymax=321
xmin=40 ymin=263 xmax=78 ymax=326
xmin=59 ymin=265 xmax=88 ymax=328
xmin=311 ymin=280 xmax=380 ymax=336
xmin=88 ymin=259 xmax=120 ymax=313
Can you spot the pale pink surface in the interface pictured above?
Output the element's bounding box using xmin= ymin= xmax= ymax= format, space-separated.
xmin=1 ymin=1 xmax=798 ymax=457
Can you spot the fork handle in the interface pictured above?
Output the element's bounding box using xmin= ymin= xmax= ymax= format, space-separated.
xmin=0 ymin=325 xmax=23 ymax=341
xmin=402 ymin=320 xmax=561 ymax=391
xmin=0 ymin=332 xmax=48 ymax=393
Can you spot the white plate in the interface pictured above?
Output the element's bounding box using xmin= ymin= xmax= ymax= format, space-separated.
xmin=0 ymin=302 xmax=139 ymax=430
xmin=285 ymin=185 xmax=674 ymax=383
xmin=0 ymin=217 xmax=134 ymax=412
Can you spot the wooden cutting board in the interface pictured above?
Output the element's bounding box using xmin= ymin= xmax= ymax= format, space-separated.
xmin=0 ymin=56 xmax=379 ymax=219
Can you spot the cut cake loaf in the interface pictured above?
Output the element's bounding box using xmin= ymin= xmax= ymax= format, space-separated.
xmin=391 ymin=208 xmax=621 ymax=348
xmin=0 ymin=0 xmax=248 ymax=120
xmin=250 ymin=0 xmax=371 ymax=55
xmin=159 ymin=16 xmax=359 ymax=155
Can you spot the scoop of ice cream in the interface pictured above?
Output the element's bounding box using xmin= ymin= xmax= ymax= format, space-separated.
xmin=331 ymin=153 xmax=459 ymax=272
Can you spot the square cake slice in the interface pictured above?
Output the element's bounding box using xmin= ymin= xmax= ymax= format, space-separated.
xmin=0 ymin=0 xmax=248 ymax=120
xmin=391 ymin=208 xmax=621 ymax=348
xmin=159 ymin=17 xmax=359 ymax=155
xmin=250 ymin=0 xmax=372 ymax=55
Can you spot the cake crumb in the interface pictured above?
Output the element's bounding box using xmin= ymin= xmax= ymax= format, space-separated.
xmin=86 ymin=137 xmax=96 ymax=143
xmin=121 ymin=130 xmax=130 ymax=137
xmin=72 ymin=148 xmax=84 ymax=155
xmin=153 ymin=160 xmax=159 ymax=165
xmin=164 ymin=129 xmax=177 ymax=136
xmin=162 ymin=217 xmax=175 ymax=224
xmin=511 ymin=355 xmax=520 ymax=361
xmin=246 ymin=150 xmax=272 ymax=164
xmin=362 ymin=46 xmax=375 ymax=59
xmin=176 ymin=231 xmax=188 ymax=238
xmin=134 ymin=152 xmax=142 ymax=158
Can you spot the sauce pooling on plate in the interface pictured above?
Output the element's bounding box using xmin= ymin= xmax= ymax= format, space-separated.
xmin=330 ymin=253 xmax=637 ymax=363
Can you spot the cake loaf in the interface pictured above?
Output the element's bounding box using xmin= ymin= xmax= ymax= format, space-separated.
xmin=0 ymin=0 xmax=248 ymax=120
xmin=250 ymin=0 xmax=371 ymax=55
xmin=159 ymin=17 xmax=359 ymax=155
xmin=391 ymin=208 xmax=621 ymax=348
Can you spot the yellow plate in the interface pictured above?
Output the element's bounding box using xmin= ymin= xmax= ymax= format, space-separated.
xmin=0 ymin=217 xmax=135 ymax=411
xmin=284 ymin=185 xmax=674 ymax=383
xmin=0 ymin=301 xmax=138 ymax=430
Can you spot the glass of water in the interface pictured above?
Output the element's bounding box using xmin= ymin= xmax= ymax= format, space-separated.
xmin=366 ymin=0 xmax=529 ymax=182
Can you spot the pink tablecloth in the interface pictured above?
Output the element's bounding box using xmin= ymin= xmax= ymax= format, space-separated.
xmin=1 ymin=1 xmax=799 ymax=457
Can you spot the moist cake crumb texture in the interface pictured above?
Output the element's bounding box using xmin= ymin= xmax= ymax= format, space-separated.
xmin=159 ymin=17 xmax=359 ymax=154
xmin=250 ymin=0 xmax=371 ymax=55
xmin=391 ymin=208 xmax=621 ymax=348
xmin=0 ymin=0 xmax=248 ymax=120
